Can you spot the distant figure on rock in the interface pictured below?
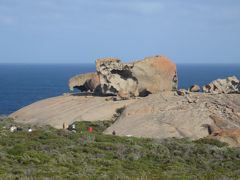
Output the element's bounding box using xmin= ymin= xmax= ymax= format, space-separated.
xmin=88 ymin=127 xmax=93 ymax=133
xmin=28 ymin=127 xmax=32 ymax=133
xmin=112 ymin=130 xmax=116 ymax=136
xmin=63 ymin=122 xmax=67 ymax=130
xmin=16 ymin=126 xmax=23 ymax=131
xmin=68 ymin=123 xmax=76 ymax=133
xmin=201 ymin=124 xmax=215 ymax=135
xmin=10 ymin=125 xmax=17 ymax=132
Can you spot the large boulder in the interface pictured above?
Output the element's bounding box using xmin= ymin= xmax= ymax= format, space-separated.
xmin=203 ymin=76 xmax=240 ymax=94
xmin=96 ymin=58 xmax=140 ymax=98
xmin=96 ymin=58 xmax=139 ymax=98
xmin=132 ymin=56 xmax=178 ymax=94
xmin=95 ymin=55 xmax=177 ymax=98
xmin=69 ymin=73 xmax=100 ymax=92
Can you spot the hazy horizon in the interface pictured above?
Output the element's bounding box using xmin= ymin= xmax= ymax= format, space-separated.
xmin=0 ymin=61 xmax=240 ymax=65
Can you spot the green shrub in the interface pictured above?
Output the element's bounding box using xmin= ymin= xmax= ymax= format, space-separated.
xmin=0 ymin=118 xmax=240 ymax=179
xmin=194 ymin=138 xmax=229 ymax=147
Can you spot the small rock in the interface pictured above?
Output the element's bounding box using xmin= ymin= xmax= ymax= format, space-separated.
xmin=186 ymin=95 xmax=194 ymax=103
xmin=194 ymin=98 xmax=199 ymax=103
xmin=223 ymin=107 xmax=233 ymax=114
xmin=189 ymin=85 xmax=200 ymax=92
xmin=63 ymin=93 xmax=70 ymax=96
xmin=177 ymin=89 xmax=188 ymax=96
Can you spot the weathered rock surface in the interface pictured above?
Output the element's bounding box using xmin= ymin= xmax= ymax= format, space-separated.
xmin=189 ymin=85 xmax=201 ymax=92
xmin=209 ymin=128 xmax=240 ymax=147
xmin=104 ymin=92 xmax=240 ymax=143
xmin=131 ymin=56 xmax=178 ymax=95
xmin=69 ymin=73 xmax=100 ymax=92
xmin=96 ymin=58 xmax=139 ymax=98
xmin=10 ymin=94 xmax=135 ymax=129
xmin=70 ymin=55 xmax=177 ymax=98
xmin=10 ymin=91 xmax=240 ymax=146
xmin=203 ymin=76 xmax=240 ymax=94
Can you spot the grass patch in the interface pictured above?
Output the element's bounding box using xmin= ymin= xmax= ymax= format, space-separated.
xmin=0 ymin=117 xmax=240 ymax=179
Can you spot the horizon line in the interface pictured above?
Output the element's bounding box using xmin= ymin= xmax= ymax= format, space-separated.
xmin=0 ymin=62 xmax=239 ymax=65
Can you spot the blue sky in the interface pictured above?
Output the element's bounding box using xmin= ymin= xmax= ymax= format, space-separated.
xmin=0 ymin=0 xmax=240 ymax=63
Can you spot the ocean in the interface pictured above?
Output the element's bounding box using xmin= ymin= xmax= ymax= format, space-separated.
xmin=0 ymin=63 xmax=239 ymax=115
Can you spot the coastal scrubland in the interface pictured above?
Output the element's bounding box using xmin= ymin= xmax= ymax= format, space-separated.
xmin=0 ymin=117 xmax=240 ymax=179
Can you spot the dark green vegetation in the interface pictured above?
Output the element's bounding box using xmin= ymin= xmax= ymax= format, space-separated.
xmin=0 ymin=117 xmax=240 ymax=179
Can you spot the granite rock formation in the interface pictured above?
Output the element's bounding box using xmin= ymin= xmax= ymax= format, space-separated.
xmin=96 ymin=58 xmax=139 ymax=98
xmin=203 ymin=76 xmax=240 ymax=94
xmin=10 ymin=55 xmax=240 ymax=147
xmin=209 ymin=128 xmax=240 ymax=147
xmin=69 ymin=73 xmax=100 ymax=92
xmin=10 ymin=94 xmax=136 ymax=129
xmin=131 ymin=55 xmax=178 ymax=96
xmin=104 ymin=92 xmax=240 ymax=144
xmin=11 ymin=91 xmax=240 ymax=146
xmin=70 ymin=55 xmax=178 ymax=98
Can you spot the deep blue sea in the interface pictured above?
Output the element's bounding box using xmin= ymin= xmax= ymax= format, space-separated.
xmin=0 ymin=63 xmax=239 ymax=115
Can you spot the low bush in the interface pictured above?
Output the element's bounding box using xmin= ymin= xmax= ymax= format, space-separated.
xmin=0 ymin=117 xmax=240 ymax=179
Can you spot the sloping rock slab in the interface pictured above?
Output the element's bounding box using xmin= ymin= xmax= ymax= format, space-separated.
xmin=209 ymin=129 xmax=240 ymax=147
xmin=104 ymin=92 xmax=240 ymax=140
xmin=10 ymin=94 xmax=135 ymax=129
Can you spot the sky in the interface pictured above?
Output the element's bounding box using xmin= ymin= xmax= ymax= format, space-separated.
xmin=0 ymin=0 xmax=240 ymax=63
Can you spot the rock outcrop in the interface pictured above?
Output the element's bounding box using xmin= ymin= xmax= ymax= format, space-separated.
xmin=10 ymin=55 xmax=240 ymax=147
xmin=10 ymin=94 xmax=136 ymax=129
xmin=104 ymin=92 xmax=240 ymax=142
xmin=10 ymin=91 xmax=240 ymax=146
xmin=132 ymin=56 xmax=178 ymax=95
xmin=203 ymin=76 xmax=240 ymax=94
xmin=96 ymin=58 xmax=139 ymax=98
xmin=69 ymin=73 xmax=100 ymax=92
xmin=209 ymin=128 xmax=240 ymax=147
xmin=70 ymin=55 xmax=178 ymax=98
